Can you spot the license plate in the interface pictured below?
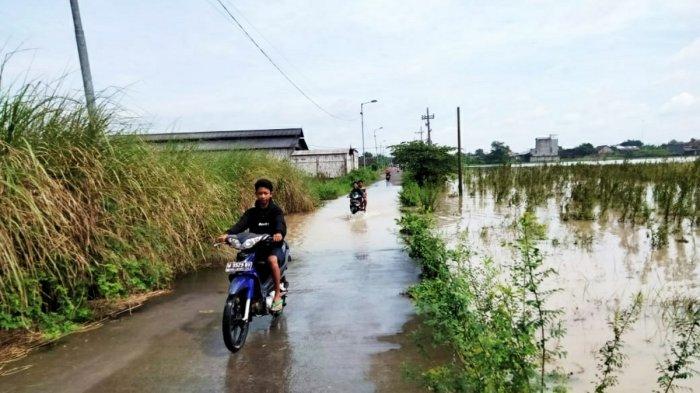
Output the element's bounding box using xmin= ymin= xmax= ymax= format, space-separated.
xmin=225 ymin=261 xmax=253 ymax=273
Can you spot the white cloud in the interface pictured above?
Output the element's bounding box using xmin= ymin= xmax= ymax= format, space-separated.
xmin=672 ymin=37 xmax=700 ymax=63
xmin=661 ymin=92 xmax=697 ymax=113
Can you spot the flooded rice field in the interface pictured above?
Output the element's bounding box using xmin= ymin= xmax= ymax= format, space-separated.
xmin=435 ymin=183 xmax=699 ymax=391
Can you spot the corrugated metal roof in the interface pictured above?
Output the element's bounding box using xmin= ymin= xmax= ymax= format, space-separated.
xmin=135 ymin=128 xmax=308 ymax=150
xmin=223 ymin=137 xmax=301 ymax=150
xmin=292 ymin=148 xmax=357 ymax=156
xmin=138 ymin=128 xmax=303 ymax=141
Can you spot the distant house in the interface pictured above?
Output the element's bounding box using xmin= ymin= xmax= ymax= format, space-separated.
xmin=684 ymin=139 xmax=700 ymax=155
xmin=615 ymin=145 xmax=640 ymax=152
xmin=291 ymin=148 xmax=359 ymax=178
xmin=596 ymin=145 xmax=614 ymax=155
xmin=669 ymin=139 xmax=700 ymax=156
xmin=135 ymin=128 xmax=309 ymax=158
xmin=530 ymin=135 xmax=559 ymax=162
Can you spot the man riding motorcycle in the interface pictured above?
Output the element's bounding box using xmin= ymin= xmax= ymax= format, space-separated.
xmin=217 ymin=178 xmax=286 ymax=312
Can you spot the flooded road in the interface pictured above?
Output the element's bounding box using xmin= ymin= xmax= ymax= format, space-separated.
xmin=436 ymin=184 xmax=700 ymax=392
xmin=0 ymin=175 xmax=422 ymax=392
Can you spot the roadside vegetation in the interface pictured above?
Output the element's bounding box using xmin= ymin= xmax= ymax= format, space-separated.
xmin=307 ymin=166 xmax=377 ymax=200
xmin=393 ymin=141 xmax=700 ymax=391
xmin=0 ymin=82 xmax=322 ymax=344
xmin=392 ymin=141 xmax=454 ymax=212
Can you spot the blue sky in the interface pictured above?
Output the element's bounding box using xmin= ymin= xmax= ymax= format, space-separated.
xmin=1 ymin=0 xmax=698 ymax=152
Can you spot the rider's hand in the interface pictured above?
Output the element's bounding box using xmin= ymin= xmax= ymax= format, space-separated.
xmin=272 ymin=233 xmax=283 ymax=242
xmin=216 ymin=234 xmax=228 ymax=243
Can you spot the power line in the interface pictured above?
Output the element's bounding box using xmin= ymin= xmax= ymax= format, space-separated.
xmin=212 ymin=0 xmax=354 ymax=122
xmin=221 ymin=0 xmax=321 ymax=94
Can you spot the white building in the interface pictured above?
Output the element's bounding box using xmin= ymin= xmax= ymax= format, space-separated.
xmin=291 ymin=148 xmax=359 ymax=178
xmin=530 ymin=135 xmax=560 ymax=162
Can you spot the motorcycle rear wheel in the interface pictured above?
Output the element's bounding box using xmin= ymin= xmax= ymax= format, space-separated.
xmin=222 ymin=294 xmax=250 ymax=353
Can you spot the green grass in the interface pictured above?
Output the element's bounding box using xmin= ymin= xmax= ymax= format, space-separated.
xmin=307 ymin=167 xmax=378 ymax=201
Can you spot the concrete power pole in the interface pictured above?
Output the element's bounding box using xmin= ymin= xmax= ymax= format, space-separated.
xmin=421 ymin=108 xmax=434 ymax=144
xmin=69 ymin=0 xmax=96 ymax=113
xmin=457 ymin=107 xmax=463 ymax=197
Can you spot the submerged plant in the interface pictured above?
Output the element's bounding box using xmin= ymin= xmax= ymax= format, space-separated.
xmin=592 ymin=293 xmax=643 ymax=392
xmin=464 ymin=161 xmax=700 ymax=234
xmin=655 ymin=298 xmax=700 ymax=393
xmin=513 ymin=212 xmax=565 ymax=392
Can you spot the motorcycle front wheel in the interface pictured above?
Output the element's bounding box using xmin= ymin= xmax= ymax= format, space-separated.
xmin=222 ymin=294 xmax=250 ymax=353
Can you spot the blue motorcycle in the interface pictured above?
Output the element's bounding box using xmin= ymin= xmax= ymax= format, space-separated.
xmin=219 ymin=233 xmax=289 ymax=353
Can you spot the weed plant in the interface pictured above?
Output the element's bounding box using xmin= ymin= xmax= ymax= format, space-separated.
xmin=512 ymin=213 xmax=566 ymax=392
xmin=400 ymin=174 xmax=444 ymax=212
xmin=399 ymin=206 xmax=564 ymax=391
xmin=655 ymin=298 xmax=700 ymax=393
xmin=592 ymin=293 xmax=643 ymax=392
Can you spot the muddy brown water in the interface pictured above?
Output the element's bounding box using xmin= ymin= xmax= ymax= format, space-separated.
xmin=0 ymin=174 xmax=425 ymax=393
xmin=436 ymin=183 xmax=699 ymax=392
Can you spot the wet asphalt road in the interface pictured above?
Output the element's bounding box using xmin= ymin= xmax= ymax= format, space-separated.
xmin=1 ymin=172 xmax=422 ymax=392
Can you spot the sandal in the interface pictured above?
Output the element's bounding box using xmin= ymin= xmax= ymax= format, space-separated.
xmin=271 ymin=299 xmax=284 ymax=312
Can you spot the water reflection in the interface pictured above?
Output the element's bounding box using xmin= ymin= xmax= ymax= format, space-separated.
xmin=225 ymin=316 xmax=291 ymax=392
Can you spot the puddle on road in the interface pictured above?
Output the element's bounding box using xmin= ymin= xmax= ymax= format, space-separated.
xmin=435 ymin=188 xmax=699 ymax=391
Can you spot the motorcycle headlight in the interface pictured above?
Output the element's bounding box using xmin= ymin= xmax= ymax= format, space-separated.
xmin=228 ymin=236 xmax=242 ymax=249
xmin=242 ymin=238 xmax=255 ymax=249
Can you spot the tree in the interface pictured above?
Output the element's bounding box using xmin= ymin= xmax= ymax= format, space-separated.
xmin=390 ymin=141 xmax=455 ymax=185
xmin=619 ymin=139 xmax=643 ymax=147
xmin=560 ymin=143 xmax=597 ymax=158
xmin=485 ymin=141 xmax=511 ymax=164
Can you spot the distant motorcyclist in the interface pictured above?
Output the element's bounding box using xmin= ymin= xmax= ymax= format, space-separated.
xmin=217 ymin=179 xmax=286 ymax=312
xmin=349 ymin=180 xmax=367 ymax=212
xmin=357 ymin=180 xmax=367 ymax=211
xmin=385 ymin=168 xmax=391 ymax=181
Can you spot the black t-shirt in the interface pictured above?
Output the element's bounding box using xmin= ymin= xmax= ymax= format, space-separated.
xmin=226 ymin=200 xmax=286 ymax=238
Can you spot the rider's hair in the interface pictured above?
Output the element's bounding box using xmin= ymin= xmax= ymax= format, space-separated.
xmin=254 ymin=178 xmax=274 ymax=192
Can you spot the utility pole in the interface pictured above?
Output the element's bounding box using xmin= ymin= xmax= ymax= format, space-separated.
xmin=457 ymin=107 xmax=463 ymax=197
xmin=373 ymin=127 xmax=382 ymax=157
xmin=360 ymin=99 xmax=378 ymax=167
xmin=415 ymin=126 xmax=424 ymax=142
xmin=69 ymin=0 xmax=96 ymax=114
xmin=421 ymin=108 xmax=434 ymax=144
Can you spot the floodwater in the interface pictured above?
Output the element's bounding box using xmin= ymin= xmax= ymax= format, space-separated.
xmin=470 ymin=155 xmax=698 ymax=168
xmin=0 ymin=175 xmax=422 ymax=393
xmin=436 ymin=183 xmax=700 ymax=391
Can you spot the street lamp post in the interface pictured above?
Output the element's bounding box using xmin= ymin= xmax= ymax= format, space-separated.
xmin=360 ymin=99 xmax=378 ymax=168
xmin=373 ymin=126 xmax=383 ymax=158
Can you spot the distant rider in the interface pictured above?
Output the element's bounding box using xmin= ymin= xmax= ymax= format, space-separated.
xmin=357 ymin=180 xmax=367 ymax=211
xmin=217 ymin=179 xmax=286 ymax=312
xmin=349 ymin=181 xmax=366 ymax=212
